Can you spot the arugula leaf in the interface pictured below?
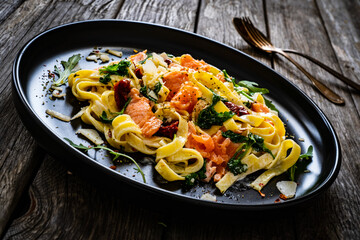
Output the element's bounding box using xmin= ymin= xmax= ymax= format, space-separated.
xmin=99 ymin=111 xmax=113 ymax=123
xmin=237 ymin=80 xmax=269 ymax=95
xmin=64 ymin=138 xmax=91 ymax=151
xmin=64 ymin=138 xmax=146 ymax=183
xmin=52 ymin=54 xmax=81 ymax=86
xmin=99 ymin=99 xmax=132 ymax=123
xmin=222 ymin=69 xmax=234 ymax=83
xmin=264 ymin=97 xmax=279 ymax=113
xmin=299 ymin=145 xmax=313 ymax=159
xmin=289 ymin=145 xmax=313 ymax=181
xmin=248 ymin=133 xmax=274 ymax=158
xmin=140 ymin=83 xmax=162 ymax=102
xmin=196 ymin=93 xmax=234 ymax=129
xmin=184 ymin=163 xmax=206 ymax=187
xmin=118 ymin=97 xmax=132 ymax=114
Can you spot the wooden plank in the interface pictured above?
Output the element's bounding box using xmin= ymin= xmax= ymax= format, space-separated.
xmin=195 ymin=0 xmax=271 ymax=67
xmin=116 ymin=0 xmax=199 ymax=30
xmin=3 ymin=156 xmax=166 ymax=239
xmin=0 ymin=0 xmax=25 ymax=25
xmin=266 ymin=0 xmax=360 ymax=239
xmin=0 ymin=0 xmax=124 ymax=237
xmin=316 ymin=0 xmax=360 ymax=113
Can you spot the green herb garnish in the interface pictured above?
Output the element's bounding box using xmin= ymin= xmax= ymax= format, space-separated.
xmin=196 ymin=93 xmax=234 ymax=129
xmin=237 ymin=80 xmax=269 ymax=95
xmin=99 ymin=74 xmax=112 ymax=84
xmin=99 ymin=98 xmax=132 ymax=123
xmin=99 ymin=111 xmax=113 ymax=123
xmin=264 ymin=97 xmax=279 ymax=112
xmin=140 ymin=82 xmax=162 ymax=103
xmin=222 ymin=131 xmax=275 ymax=175
xmin=184 ymin=163 xmax=206 ymax=187
xmin=227 ymin=145 xmax=249 ymax=175
xmin=64 ymin=138 xmax=146 ymax=183
xmin=289 ymin=145 xmax=313 ymax=181
xmin=222 ymin=69 xmax=269 ymax=101
xmin=52 ymin=54 xmax=81 ymax=86
xmin=99 ymin=60 xmax=131 ymax=83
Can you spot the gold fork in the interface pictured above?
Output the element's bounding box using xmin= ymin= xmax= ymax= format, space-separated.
xmin=233 ymin=17 xmax=345 ymax=104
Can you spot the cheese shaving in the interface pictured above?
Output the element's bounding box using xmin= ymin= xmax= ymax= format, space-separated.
xmin=45 ymin=109 xmax=71 ymax=122
xmin=76 ymin=129 xmax=104 ymax=145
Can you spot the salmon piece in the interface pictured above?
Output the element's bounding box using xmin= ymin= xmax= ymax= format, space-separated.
xmin=213 ymin=165 xmax=226 ymax=182
xmin=209 ymin=130 xmax=240 ymax=165
xmin=203 ymin=160 xmax=216 ymax=182
xmin=179 ymin=54 xmax=211 ymax=71
xmin=170 ymin=81 xmax=202 ymax=113
xmin=125 ymin=88 xmax=162 ymax=137
xmin=251 ymin=102 xmax=270 ymax=113
xmin=185 ymin=122 xmax=214 ymax=159
xmin=215 ymin=72 xmax=226 ymax=83
xmin=162 ymin=71 xmax=189 ymax=100
xmin=129 ymin=51 xmax=147 ymax=64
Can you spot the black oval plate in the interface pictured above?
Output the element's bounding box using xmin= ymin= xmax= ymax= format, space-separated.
xmin=12 ymin=20 xmax=341 ymax=210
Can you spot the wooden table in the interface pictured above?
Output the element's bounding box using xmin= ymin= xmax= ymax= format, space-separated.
xmin=1 ymin=0 xmax=359 ymax=239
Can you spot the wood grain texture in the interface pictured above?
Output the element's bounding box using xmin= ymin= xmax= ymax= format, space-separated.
xmin=196 ymin=0 xmax=271 ymax=67
xmin=266 ymin=0 xmax=360 ymax=239
xmin=116 ymin=0 xmax=199 ymax=30
xmin=4 ymin=156 xmax=166 ymax=240
xmin=0 ymin=0 xmax=124 ymax=237
xmin=316 ymin=0 xmax=360 ymax=112
xmin=1 ymin=0 xmax=360 ymax=239
xmin=0 ymin=0 xmax=25 ymax=25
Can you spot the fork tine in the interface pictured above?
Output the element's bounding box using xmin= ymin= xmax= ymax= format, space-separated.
xmin=233 ymin=17 xmax=256 ymax=47
xmin=240 ymin=18 xmax=266 ymax=47
xmin=243 ymin=17 xmax=271 ymax=46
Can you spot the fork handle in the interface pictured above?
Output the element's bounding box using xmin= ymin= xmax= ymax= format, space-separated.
xmin=283 ymin=49 xmax=360 ymax=92
xmin=275 ymin=50 xmax=345 ymax=104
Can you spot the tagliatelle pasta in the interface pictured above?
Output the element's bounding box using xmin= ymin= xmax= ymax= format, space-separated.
xmin=67 ymin=51 xmax=301 ymax=193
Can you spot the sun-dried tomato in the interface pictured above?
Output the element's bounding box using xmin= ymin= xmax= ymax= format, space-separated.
xmin=134 ymin=67 xmax=143 ymax=79
xmin=114 ymin=79 xmax=131 ymax=110
xmin=164 ymin=59 xmax=172 ymax=66
xmin=224 ymin=101 xmax=249 ymax=116
xmin=155 ymin=121 xmax=179 ymax=139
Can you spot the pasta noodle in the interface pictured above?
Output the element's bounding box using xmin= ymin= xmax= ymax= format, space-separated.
xmin=67 ymin=51 xmax=301 ymax=193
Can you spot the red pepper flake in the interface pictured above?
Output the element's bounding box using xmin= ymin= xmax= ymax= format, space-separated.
xmin=274 ymin=198 xmax=281 ymax=203
xmin=108 ymin=129 xmax=112 ymax=138
xmin=279 ymin=194 xmax=288 ymax=200
xmin=110 ymin=165 xmax=116 ymax=170
xmin=259 ymin=183 xmax=264 ymax=187
xmin=258 ymin=190 xmax=265 ymax=198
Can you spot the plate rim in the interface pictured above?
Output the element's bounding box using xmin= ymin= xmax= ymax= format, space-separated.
xmin=12 ymin=19 xmax=341 ymax=210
